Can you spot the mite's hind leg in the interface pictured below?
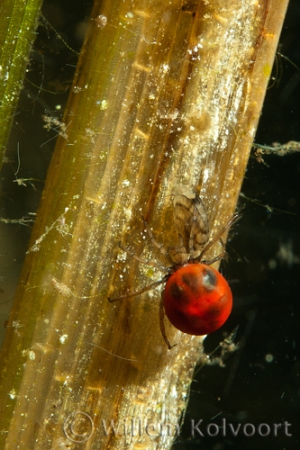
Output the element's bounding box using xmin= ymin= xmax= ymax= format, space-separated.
xmin=108 ymin=278 xmax=166 ymax=302
xmin=159 ymin=297 xmax=176 ymax=350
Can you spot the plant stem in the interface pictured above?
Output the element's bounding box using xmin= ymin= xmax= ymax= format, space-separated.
xmin=0 ymin=0 xmax=43 ymax=169
xmin=0 ymin=0 xmax=289 ymax=448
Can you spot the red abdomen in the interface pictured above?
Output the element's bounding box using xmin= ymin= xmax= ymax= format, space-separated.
xmin=163 ymin=263 xmax=232 ymax=335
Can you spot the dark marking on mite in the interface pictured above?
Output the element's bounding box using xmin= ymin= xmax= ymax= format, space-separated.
xmin=181 ymin=271 xmax=200 ymax=294
xmin=169 ymin=282 xmax=184 ymax=300
xmin=202 ymin=268 xmax=218 ymax=292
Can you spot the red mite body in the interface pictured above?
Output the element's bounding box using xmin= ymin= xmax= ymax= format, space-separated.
xmin=163 ymin=263 xmax=232 ymax=336
xmin=110 ymin=186 xmax=238 ymax=349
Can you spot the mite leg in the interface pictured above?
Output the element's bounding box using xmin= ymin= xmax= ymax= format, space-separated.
xmin=159 ymin=297 xmax=176 ymax=350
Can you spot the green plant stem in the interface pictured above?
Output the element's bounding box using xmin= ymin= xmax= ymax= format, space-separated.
xmin=0 ymin=0 xmax=43 ymax=170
